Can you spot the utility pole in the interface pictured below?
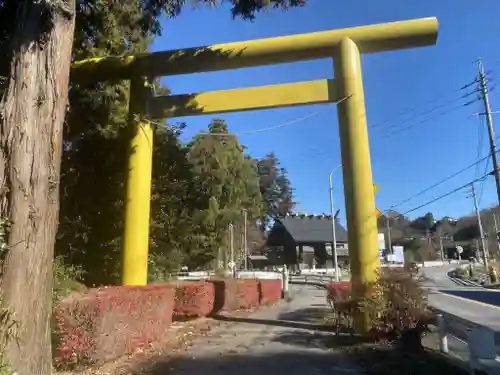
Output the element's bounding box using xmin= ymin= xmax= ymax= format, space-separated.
xmin=243 ymin=209 xmax=248 ymax=270
xmin=240 ymin=230 xmax=244 ymax=265
xmin=494 ymin=212 xmax=500 ymax=259
xmin=439 ymin=236 xmax=444 ymax=262
xmin=386 ymin=217 xmax=392 ymax=255
xmin=478 ymin=59 xmax=500 ymax=206
xmin=329 ymin=164 xmax=342 ymax=282
xmin=425 ymin=228 xmax=432 ymax=259
xmin=472 ymin=183 xmax=489 ymax=269
xmin=228 ymin=223 xmax=234 ymax=275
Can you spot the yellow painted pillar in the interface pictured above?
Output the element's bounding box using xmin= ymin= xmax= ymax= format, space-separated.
xmin=122 ymin=77 xmax=154 ymax=285
xmin=334 ymin=38 xmax=380 ymax=330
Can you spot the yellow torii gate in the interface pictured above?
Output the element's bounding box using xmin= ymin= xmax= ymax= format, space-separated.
xmin=71 ymin=17 xmax=438 ymax=327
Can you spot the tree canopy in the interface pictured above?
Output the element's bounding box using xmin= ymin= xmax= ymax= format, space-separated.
xmin=49 ymin=0 xmax=300 ymax=286
xmin=256 ymin=152 xmax=294 ymax=231
xmin=0 ymin=0 xmax=304 ymax=372
xmin=378 ymin=206 xmax=500 ymax=261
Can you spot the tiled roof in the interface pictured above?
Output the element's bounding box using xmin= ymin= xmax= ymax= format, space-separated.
xmin=276 ymin=213 xmax=348 ymax=243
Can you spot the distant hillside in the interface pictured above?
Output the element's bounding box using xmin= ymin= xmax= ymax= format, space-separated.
xmin=377 ymin=206 xmax=500 ymax=260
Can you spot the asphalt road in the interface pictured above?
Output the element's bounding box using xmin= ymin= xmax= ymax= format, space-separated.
xmin=422 ymin=265 xmax=500 ymax=306
xmin=421 ymin=265 xmax=500 ymax=360
xmin=441 ymin=289 xmax=500 ymax=306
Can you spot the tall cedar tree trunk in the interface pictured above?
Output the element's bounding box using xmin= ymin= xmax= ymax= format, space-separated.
xmin=0 ymin=0 xmax=75 ymax=373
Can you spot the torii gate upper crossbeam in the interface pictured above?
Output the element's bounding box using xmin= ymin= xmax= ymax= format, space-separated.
xmin=71 ymin=17 xmax=438 ymax=84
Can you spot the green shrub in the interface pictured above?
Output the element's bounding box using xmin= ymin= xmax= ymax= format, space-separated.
xmin=53 ymin=257 xmax=86 ymax=304
xmin=359 ymin=269 xmax=431 ymax=340
xmin=455 ymin=267 xmax=468 ymax=279
xmin=329 ymin=269 xmax=433 ymax=343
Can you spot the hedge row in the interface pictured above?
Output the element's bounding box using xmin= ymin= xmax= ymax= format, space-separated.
xmin=53 ymin=278 xmax=282 ymax=369
xmin=326 ymin=281 xmax=351 ymax=302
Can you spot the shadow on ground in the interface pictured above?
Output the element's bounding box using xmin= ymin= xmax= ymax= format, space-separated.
xmin=140 ymin=351 xmax=360 ymax=375
xmin=270 ymin=330 xmax=365 ymax=349
xmin=211 ymin=306 xmax=335 ymax=331
xmin=278 ymin=307 xmax=332 ymax=324
xmin=212 ymin=309 xmax=367 ymax=349
xmin=135 ymin=344 xmax=469 ymax=375
xmin=212 ymin=314 xmax=335 ymax=332
xmin=347 ymin=344 xmax=470 ymax=375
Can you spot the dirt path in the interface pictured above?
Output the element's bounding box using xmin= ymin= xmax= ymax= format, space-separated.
xmin=143 ymin=284 xmax=362 ymax=375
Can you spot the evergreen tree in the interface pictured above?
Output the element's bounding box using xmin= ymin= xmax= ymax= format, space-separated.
xmin=256 ymin=152 xmax=294 ymax=231
xmin=0 ymin=0 xmax=306 ymax=371
xmin=187 ymin=119 xmax=262 ymax=268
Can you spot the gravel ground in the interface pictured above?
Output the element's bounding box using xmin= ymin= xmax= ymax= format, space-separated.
xmin=139 ymin=284 xmax=362 ymax=375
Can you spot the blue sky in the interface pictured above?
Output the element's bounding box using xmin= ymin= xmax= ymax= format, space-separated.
xmin=150 ymin=0 xmax=500 ymax=225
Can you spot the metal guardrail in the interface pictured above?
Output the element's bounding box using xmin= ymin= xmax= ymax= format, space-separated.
xmin=170 ymin=270 xmax=283 ymax=281
xmin=167 ymin=269 xmax=290 ymax=296
xmin=291 ymin=268 xmax=500 ymax=373
xmin=290 ymin=274 xmax=335 ymax=284
xmin=448 ymin=277 xmax=482 ymax=287
xmin=289 ymin=273 xmax=352 ymax=286
xmin=433 ymin=310 xmax=500 ymax=374
xmin=449 ymin=264 xmax=493 ymax=286
xmin=170 ymin=261 xmax=464 ymax=282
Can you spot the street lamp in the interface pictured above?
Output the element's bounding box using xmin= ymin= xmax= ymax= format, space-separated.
xmin=329 ymin=164 xmax=342 ymax=282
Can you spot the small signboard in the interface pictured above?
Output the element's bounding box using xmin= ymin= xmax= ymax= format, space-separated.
xmin=378 ymin=233 xmax=386 ymax=250
xmin=393 ymin=246 xmax=404 ymax=263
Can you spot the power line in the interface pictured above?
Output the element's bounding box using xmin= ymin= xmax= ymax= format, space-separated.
xmin=387 ymin=98 xmax=480 ymax=136
xmin=483 ymin=61 xmax=500 ymax=82
xmin=151 ymin=78 xmax=480 ymax=137
xmin=250 ymin=104 xmax=487 ymax=169
xmin=477 ymin=57 xmax=500 ymax=207
xmin=368 ymin=79 xmax=478 ymax=130
xmin=380 ymin=89 xmax=479 ymax=132
xmin=199 ymin=110 xmax=325 ymax=136
xmin=145 ymin=107 xmax=344 ymax=172
xmin=388 ymin=150 xmax=499 ymax=211
xmin=148 ymin=85 xmax=480 ymax=142
xmin=291 ymin=150 xmax=337 ymax=167
xmin=146 ymin=96 xmax=351 ymax=138
xmin=394 ymin=173 xmax=491 ymax=219
xmin=147 ymin=107 xmax=328 ymax=137
xmin=140 ymin=79 xmax=487 ymax=178
xmin=196 ymin=96 xmax=350 ymax=137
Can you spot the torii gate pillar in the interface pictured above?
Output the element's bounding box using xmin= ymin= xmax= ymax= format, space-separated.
xmin=334 ymin=38 xmax=379 ymax=287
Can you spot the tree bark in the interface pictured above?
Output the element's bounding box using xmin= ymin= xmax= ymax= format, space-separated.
xmin=0 ymin=1 xmax=75 ymax=373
